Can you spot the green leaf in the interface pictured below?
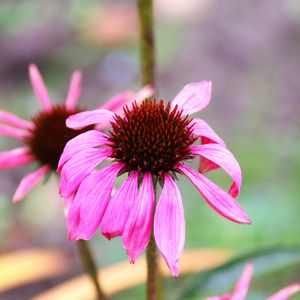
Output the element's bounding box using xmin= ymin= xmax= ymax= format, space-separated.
xmin=176 ymin=246 xmax=300 ymax=299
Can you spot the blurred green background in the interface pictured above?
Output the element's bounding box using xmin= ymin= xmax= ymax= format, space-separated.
xmin=1 ymin=0 xmax=300 ymax=299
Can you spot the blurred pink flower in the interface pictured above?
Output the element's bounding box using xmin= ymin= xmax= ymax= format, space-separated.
xmin=0 ymin=64 xmax=153 ymax=203
xmin=59 ymin=80 xmax=251 ymax=277
xmin=206 ymin=263 xmax=300 ymax=300
xmin=79 ymin=3 xmax=139 ymax=48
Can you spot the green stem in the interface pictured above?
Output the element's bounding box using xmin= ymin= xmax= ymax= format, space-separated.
xmin=77 ymin=240 xmax=106 ymax=300
xmin=138 ymin=0 xmax=155 ymax=86
xmin=146 ymin=234 xmax=159 ymax=300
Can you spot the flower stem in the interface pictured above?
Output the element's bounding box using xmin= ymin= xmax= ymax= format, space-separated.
xmin=138 ymin=0 xmax=155 ymax=86
xmin=146 ymin=234 xmax=159 ymax=300
xmin=77 ymin=240 xmax=106 ymax=300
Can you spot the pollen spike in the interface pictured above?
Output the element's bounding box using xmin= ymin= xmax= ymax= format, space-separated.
xmin=108 ymin=100 xmax=196 ymax=175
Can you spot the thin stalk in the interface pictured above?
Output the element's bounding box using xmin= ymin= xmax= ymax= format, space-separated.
xmin=146 ymin=234 xmax=159 ymax=300
xmin=138 ymin=0 xmax=155 ymax=86
xmin=77 ymin=240 xmax=106 ymax=300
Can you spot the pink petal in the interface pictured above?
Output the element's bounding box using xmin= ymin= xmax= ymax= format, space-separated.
xmin=199 ymin=140 xmax=222 ymax=173
xmin=100 ymin=90 xmax=135 ymax=114
xmin=267 ymin=284 xmax=300 ymax=300
xmin=101 ymin=171 xmax=139 ymax=239
xmin=66 ymin=109 xmax=115 ymax=130
xmin=171 ymin=81 xmax=212 ymax=115
xmin=0 ymin=147 xmax=35 ymax=169
xmin=63 ymin=194 xmax=75 ymax=217
xmin=0 ymin=124 xmax=30 ymax=140
xmin=122 ymin=172 xmax=155 ymax=263
xmin=154 ymin=173 xmax=185 ymax=277
xmin=191 ymin=118 xmax=226 ymax=147
xmin=177 ymin=164 xmax=251 ymax=224
xmin=29 ymin=64 xmax=53 ymax=111
xmin=190 ymin=144 xmax=242 ymax=197
xmin=132 ymin=84 xmax=155 ymax=104
xmin=206 ymin=295 xmax=231 ymax=300
xmin=65 ymin=70 xmax=82 ymax=111
xmin=57 ymin=130 xmax=110 ymax=172
xmin=99 ymin=85 xmax=155 ymax=115
xmin=12 ymin=165 xmax=51 ymax=203
xmin=190 ymin=118 xmax=226 ymax=173
xmin=0 ymin=110 xmax=34 ymax=130
xmin=231 ymin=263 xmax=253 ymax=300
xmin=60 ymin=147 xmax=113 ymax=199
xmin=67 ymin=163 xmax=123 ymax=241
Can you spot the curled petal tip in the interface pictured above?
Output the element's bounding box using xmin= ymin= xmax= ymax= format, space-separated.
xmin=243 ymin=215 xmax=252 ymax=225
xmin=237 ymin=215 xmax=252 ymax=225
xmin=102 ymin=232 xmax=112 ymax=240
xmin=171 ymin=266 xmax=180 ymax=278
xmin=125 ymin=249 xmax=138 ymax=264
xmin=73 ymin=69 xmax=82 ymax=76
xmin=29 ymin=63 xmax=37 ymax=70
xmin=12 ymin=195 xmax=21 ymax=204
xmin=128 ymin=256 xmax=136 ymax=264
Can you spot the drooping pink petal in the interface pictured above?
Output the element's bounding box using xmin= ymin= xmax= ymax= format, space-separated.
xmin=101 ymin=171 xmax=139 ymax=239
xmin=154 ymin=173 xmax=185 ymax=277
xmin=267 ymin=284 xmax=300 ymax=300
xmin=67 ymin=163 xmax=124 ymax=241
xmin=190 ymin=144 xmax=242 ymax=197
xmin=63 ymin=194 xmax=75 ymax=217
xmin=57 ymin=130 xmax=110 ymax=171
xmin=190 ymin=118 xmax=226 ymax=173
xmin=177 ymin=164 xmax=251 ymax=224
xmin=60 ymin=147 xmax=113 ymax=198
xmin=0 ymin=147 xmax=35 ymax=169
xmin=12 ymin=165 xmax=51 ymax=203
xmin=0 ymin=110 xmax=34 ymax=130
xmin=122 ymin=172 xmax=155 ymax=263
xmin=0 ymin=124 xmax=30 ymax=140
xmin=66 ymin=109 xmax=115 ymax=130
xmin=191 ymin=118 xmax=226 ymax=147
xmin=171 ymin=81 xmax=212 ymax=115
xmin=29 ymin=64 xmax=53 ymax=111
xmin=199 ymin=139 xmax=222 ymax=173
xmin=65 ymin=70 xmax=82 ymax=111
xmin=231 ymin=263 xmax=253 ymax=300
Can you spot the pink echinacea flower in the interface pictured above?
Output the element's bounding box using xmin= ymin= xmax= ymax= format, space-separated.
xmin=59 ymin=81 xmax=251 ymax=277
xmin=206 ymin=262 xmax=300 ymax=300
xmin=0 ymin=64 xmax=153 ymax=204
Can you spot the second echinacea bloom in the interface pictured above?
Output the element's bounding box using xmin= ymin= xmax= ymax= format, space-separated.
xmin=0 ymin=64 xmax=153 ymax=203
xmin=0 ymin=64 xmax=88 ymax=203
xmin=59 ymin=81 xmax=251 ymax=277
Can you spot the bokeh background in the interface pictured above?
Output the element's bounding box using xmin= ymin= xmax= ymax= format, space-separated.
xmin=1 ymin=0 xmax=300 ymax=299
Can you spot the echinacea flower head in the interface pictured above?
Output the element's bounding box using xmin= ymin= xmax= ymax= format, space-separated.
xmin=0 ymin=64 xmax=153 ymax=204
xmin=59 ymin=81 xmax=251 ymax=277
xmin=206 ymin=262 xmax=300 ymax=300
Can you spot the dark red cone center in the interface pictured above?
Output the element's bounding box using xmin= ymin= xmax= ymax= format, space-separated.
xmin=26 ymin=105 xmax=92 ymax=170
xmin=109 ymin=100 xmax=196 ymax=175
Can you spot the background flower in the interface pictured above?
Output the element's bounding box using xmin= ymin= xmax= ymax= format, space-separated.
xmin=206 ymin=262 xmax=300 ymax=300
xmin=0 ymin=64 xmax=86 ymax=202
xmin=0 ymin=64 xmax=153 ymax=204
